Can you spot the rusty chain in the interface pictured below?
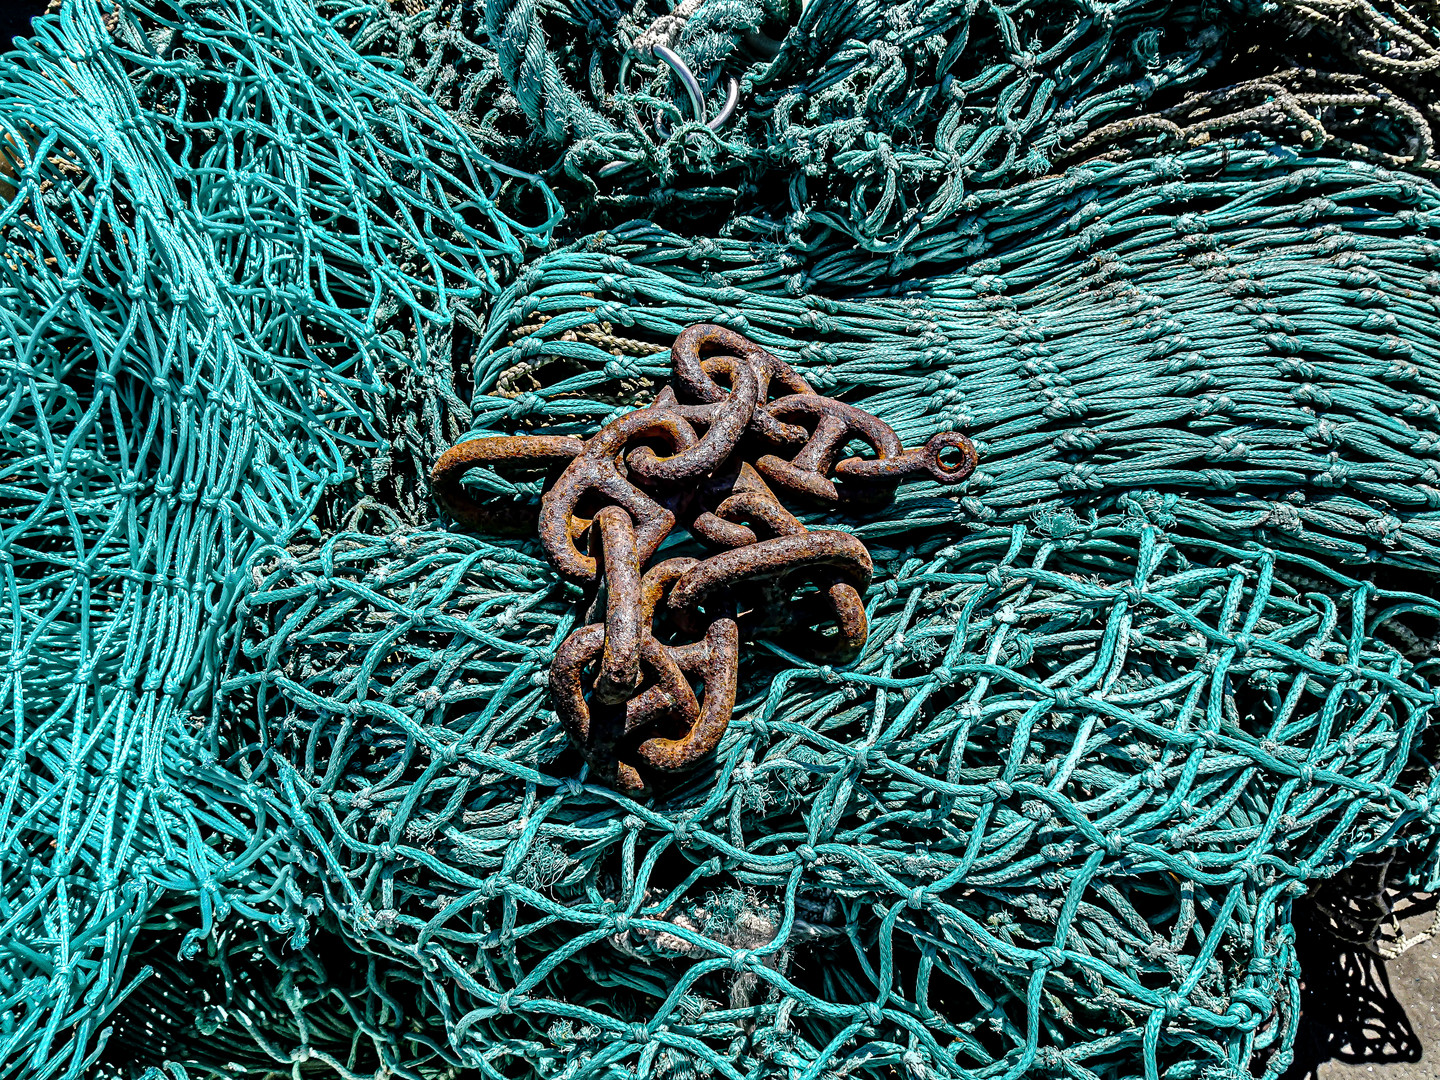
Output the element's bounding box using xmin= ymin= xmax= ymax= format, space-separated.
xmin=431 ymin=324 xmax=978 ymax=791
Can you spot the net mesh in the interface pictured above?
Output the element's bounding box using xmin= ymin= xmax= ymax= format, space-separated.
xmin=1072 ymin=0 xmax=1440 ymax=172
xmin=0 ymin=0 xmax=552 ymax=1073
xmin=2 ymin=0 xmax=1440 ymax=1078
xmin=362 ymin=0 xmax=1229 ymax=254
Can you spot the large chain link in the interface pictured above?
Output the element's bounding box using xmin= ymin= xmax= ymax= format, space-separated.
xmin=432 ymin=324 xmax=978 ymax=791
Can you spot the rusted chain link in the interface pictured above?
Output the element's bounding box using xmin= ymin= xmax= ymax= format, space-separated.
xmin=431 ymin=324 xmax=978 ymax=791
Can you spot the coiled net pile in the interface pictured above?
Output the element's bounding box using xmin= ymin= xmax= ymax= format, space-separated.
xmin=3 ymin=0 xmax=1440 ymax=1078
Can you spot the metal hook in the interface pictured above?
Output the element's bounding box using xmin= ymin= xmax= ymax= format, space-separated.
xmin=655 ymin=76 xmax=740 ymax=140
xmin=600 ymin=49 xmax=743 ymax=178
xmin=616 ymin=47 xmax=702 ymax=118
xmin=709 ymin=77 xmax=740 ymax=130
xmin=653 ymin=45 xmax=707 ymax=126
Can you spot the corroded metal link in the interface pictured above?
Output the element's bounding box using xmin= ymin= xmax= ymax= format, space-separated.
xmin=634 ymin=556 xmax=698 ymax=626
xmin=539 ymin=408 xmax=695 ymax=583
xmin=713 ymin=490 xmax=806 ymax=540
xmin=634 ymin=616 xmax=738 ymax=776
xmin=756 ymin=394 xmax=979 ymax=504
xmin=689 ymin=459 xmax=803 ymax=549
xmin=685 ymin=463 xmax=863 ymax=658
xmin=551 ymin=625 xmax=700 ymax=791
xmin=667 ymin=530 xmax=873 ymax=621
xmin=435 ymin=322 xmax=981 ymax=791
xmin=667 ymin=530 xmax=873 ymax=661
xmin=670 ymin=323 xmax=814 ymax=444
xmin=550 ymin=558 xmax=739 ymax=791
xmin=835 ymin=429 xmax=979 ymax=486
xmin=625 ymin=354 xmax=758 ymax=486
xmin=430 ymin=435 xmax=585 ymax=533
xmin=754 ymin=394 xmax=903 ymax=503
xmin=592 ymin=505 xmax=644 ymax=704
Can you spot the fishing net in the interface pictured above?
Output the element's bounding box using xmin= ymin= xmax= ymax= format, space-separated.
xmin=194 ymin=152 xmax=1440 ymax=1080
xmin=0 ymin=0 xmax=553 ymax=1073
xmin=362 ymin=0 xmax=1229 ymax=252
xmin=365 ymin=0 xmax=1440 ymax=260
xmin=1075 ymin=0 xmax=1440 ymax=173
xmin=3 ymin=0 xmax=1440 ymax=1078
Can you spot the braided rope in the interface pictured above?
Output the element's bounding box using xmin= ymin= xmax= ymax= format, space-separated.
xmin=485 ymin=0 xmax=613 ymax=141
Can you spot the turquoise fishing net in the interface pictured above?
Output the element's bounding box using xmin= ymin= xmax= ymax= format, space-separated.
xmin=0 ymin=0 xmax=553 ymax=1072
xmin=206 ymin=155 xmax=1440 ymax=1080
xmin=3 ymin=0 xmax=1440 ymax=1077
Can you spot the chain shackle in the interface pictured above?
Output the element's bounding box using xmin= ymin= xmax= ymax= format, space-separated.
xmin=756 ymin=394 xmax=978 ymax=505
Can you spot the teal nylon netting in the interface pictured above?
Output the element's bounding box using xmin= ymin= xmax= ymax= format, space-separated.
xmin=5 ymin=0 xmax=1440 ymax=1078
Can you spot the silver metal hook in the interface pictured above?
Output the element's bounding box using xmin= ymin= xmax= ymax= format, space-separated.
xmin=655 ymin=76 xmax=738 ymax=139
xmin=599 ymin=50 xmax=743 ymax=177
xmin=709 ymin=77 xmax=740 ymax=130
xmin=616 ymin=45 xmax=707 ymax=125
xmin=652 ymin=45 xmax=707 ymax=126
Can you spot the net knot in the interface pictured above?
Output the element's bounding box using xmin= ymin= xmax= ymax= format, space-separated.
xmin=1225 ymin=1000 xmax=1256 ymax=1027
xmin=1036 ymin=946 xmax=1065 ymax=970
xmin=505 ymin=393 xmax=546 ymax=418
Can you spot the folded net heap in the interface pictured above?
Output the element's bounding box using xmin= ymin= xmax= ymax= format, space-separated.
xmin=2 ymin=0 xmax=1440 ymax=1078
